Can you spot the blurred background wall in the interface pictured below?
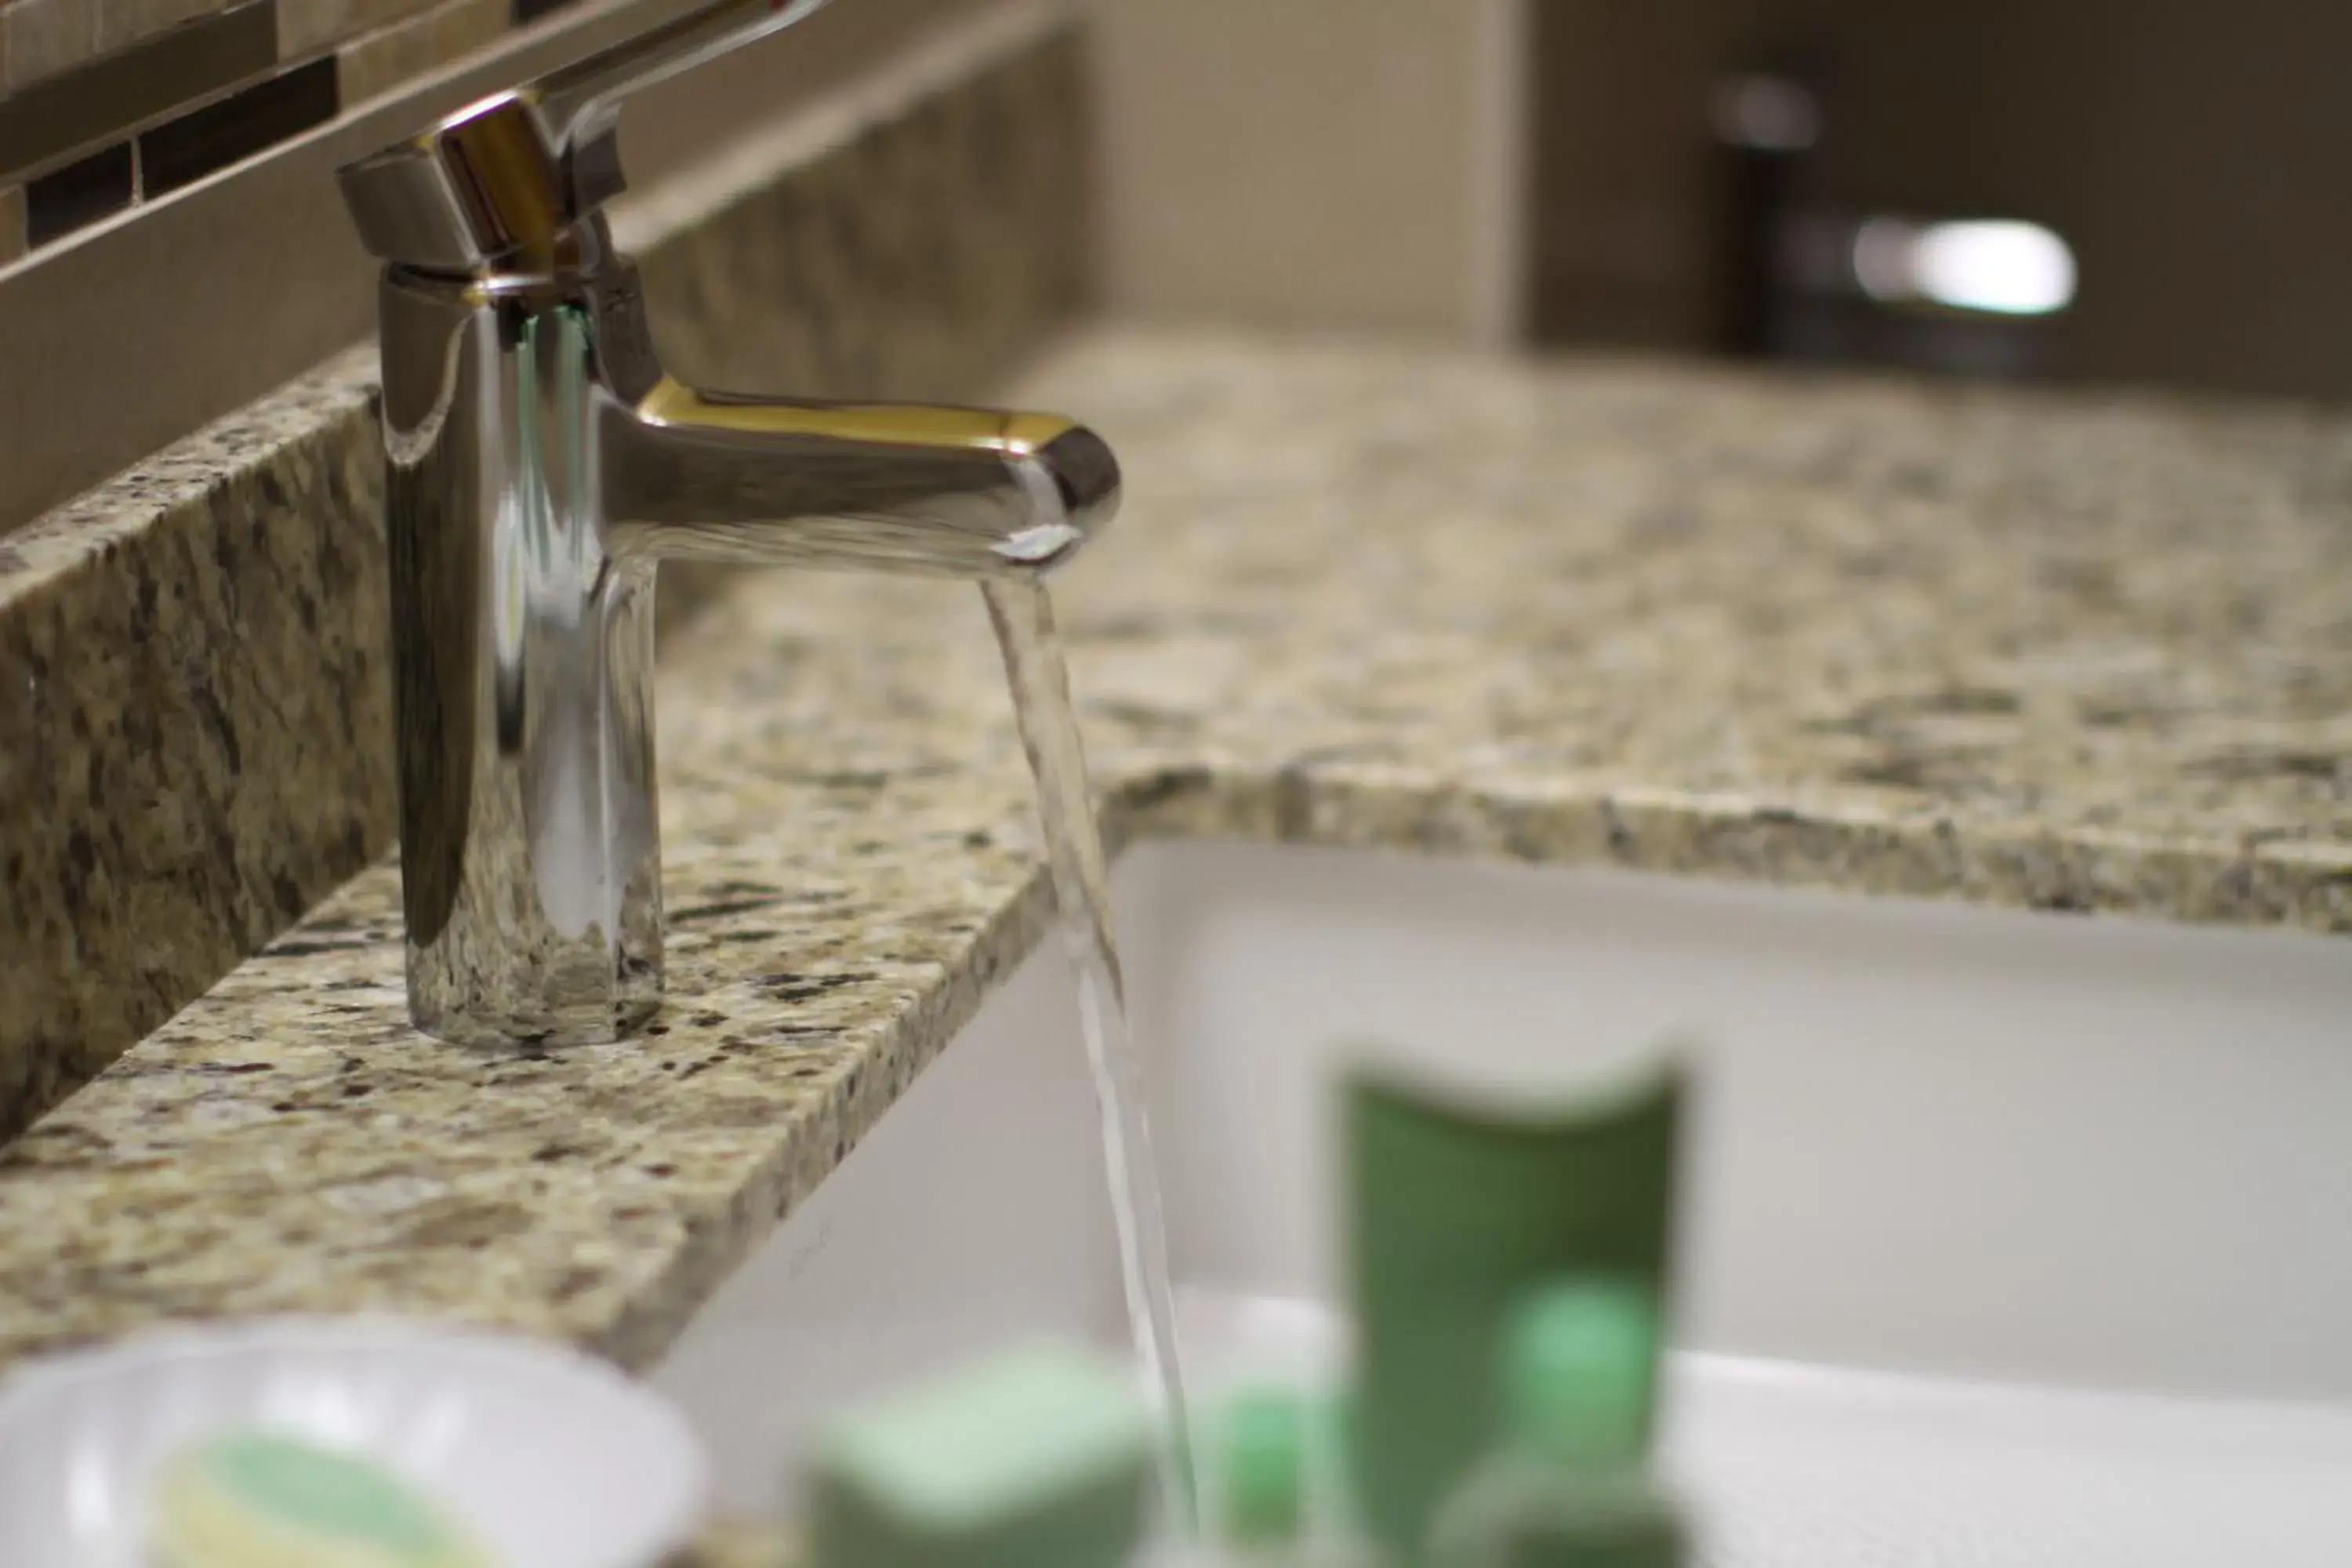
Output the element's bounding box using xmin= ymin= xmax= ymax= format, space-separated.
xmin=1532 ymin=0 xmax=2352 ymax=400
xmin=2 ymin=0 xmax=2343 ymax=465
xmin=1091 ymin=0 xmax=2352 ymax=402
xmin=1089 ymin=0 xmax=1526 ymax=344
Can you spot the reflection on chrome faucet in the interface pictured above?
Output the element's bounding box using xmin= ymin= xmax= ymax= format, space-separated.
xmin=337 ymin=1 xmax=1120 ymax=1047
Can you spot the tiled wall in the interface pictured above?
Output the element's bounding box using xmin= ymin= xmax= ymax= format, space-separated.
xmin=1091 ymin=0 xmax=1519 ymax=343
xmin=0 ymin=0 xmax=586 ymax=263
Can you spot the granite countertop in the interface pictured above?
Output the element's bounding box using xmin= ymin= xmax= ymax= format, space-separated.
xmin=4 ymin=325 xmax=2349 ymax=1382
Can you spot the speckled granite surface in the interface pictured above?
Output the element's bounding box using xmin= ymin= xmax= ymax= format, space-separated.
xmin=5 ymin=327 xmax=2349 ymax=1397
xmin=0 ymin=0 xmax=1092 ymax=1142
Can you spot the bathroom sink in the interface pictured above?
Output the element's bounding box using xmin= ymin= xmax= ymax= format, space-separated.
xmin=655 ymin=840 xmax=2352 ymax=1560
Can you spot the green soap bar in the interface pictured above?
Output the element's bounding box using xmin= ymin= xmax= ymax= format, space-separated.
xmin=808 ymin=1343 xmax=1152 ymax=1568
xmin=151 ymin=1429 xmax=492 ymax=1568
xmin=1218 ymin=1388 xmax=1306 ymax=1545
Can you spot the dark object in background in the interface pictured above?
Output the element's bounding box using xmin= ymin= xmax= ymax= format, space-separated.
xmin=1766 ymin=211 xmax=2073 ymax=378
xmin=1712 ymin=60 xmax=2076 ymax=379
xmin=1711 ymin=67 xmax=1823 ymax=357
xmin=1529 ymin=0 xmax=2352 ymax=400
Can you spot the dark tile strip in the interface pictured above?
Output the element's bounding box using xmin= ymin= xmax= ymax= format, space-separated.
xmin=24 ymin=143 xmax=136 ymax=246
xmin=0 ymin=185 xmax=24 ymax=264
xmin=141 ymin=56 xmax=338 ymax=197
xmin=0 ymin=3 xmax=278 ymax=189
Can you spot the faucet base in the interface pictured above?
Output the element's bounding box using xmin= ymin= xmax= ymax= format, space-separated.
xmin=406 ymin=956 xmax=663 ymax=1051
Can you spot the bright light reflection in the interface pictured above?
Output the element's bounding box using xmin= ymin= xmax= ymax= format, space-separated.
xmin=1853 ymin=218 xmax=2078 ymax=317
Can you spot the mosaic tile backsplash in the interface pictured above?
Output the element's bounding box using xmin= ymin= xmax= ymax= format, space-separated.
xmin=0 ymin=0 xmax=586 ymax=262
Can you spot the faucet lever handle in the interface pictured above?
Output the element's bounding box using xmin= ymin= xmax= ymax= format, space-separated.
xmin=339 ymin=0 xmax=829 ymax=271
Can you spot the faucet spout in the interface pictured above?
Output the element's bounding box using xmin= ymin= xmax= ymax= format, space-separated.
xmin=604 ymin=379 xmax=1121 ymax=579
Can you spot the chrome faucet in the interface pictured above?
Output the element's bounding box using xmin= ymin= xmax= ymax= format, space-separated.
xmin=336 ymin=0 xmax=1120 ymax=1047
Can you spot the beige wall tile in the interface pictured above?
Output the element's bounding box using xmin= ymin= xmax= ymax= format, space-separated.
xmin=98 ymin=0 xmax=222 ymax=51
xmin=334 ymin=0 xmax=503 ymax=106
xmin=1092 ymin=0 xmax=1523 ymax=343
xmin=5 ymin=0 xmax=102 ymax=89
xmin=278 ymin=0 xmax=437 ymax=60
xmin=0 ymin=183 xmax=24 ymax=263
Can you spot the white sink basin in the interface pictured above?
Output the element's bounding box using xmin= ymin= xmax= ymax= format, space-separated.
xmin=655 ymin=841 xmax=2352 ymax=1561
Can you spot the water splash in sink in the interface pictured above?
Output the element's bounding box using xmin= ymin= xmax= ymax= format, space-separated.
xmin=983 ymin=580 xmax=1196 ymax=1530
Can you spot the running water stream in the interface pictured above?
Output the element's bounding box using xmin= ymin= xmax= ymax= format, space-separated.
xmin=982 ymin=580 xmax=1196 ymax=1531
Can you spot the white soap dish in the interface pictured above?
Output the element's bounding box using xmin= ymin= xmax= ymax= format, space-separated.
xmin=0 ymin=1316 xmax=709 ymax=1568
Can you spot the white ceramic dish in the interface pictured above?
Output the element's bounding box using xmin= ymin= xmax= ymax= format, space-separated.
xmin=0 ymin=1316 xmax=709 ymax=1568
